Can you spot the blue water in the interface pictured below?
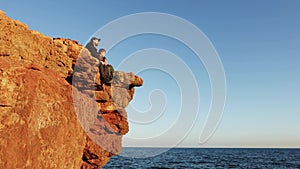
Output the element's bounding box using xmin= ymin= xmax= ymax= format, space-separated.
xmin=103 ymin=148 xmax=300 ymax=169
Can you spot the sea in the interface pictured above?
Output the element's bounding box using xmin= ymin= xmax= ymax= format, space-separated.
xmin=102 ymin=148 xmax=300 ymax=169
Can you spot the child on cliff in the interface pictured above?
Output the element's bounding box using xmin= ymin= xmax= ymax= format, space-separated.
xmin=99 ymin=56 xmax=114 ymax=85
xmin=98 ymin=48 xmax=106 ymax=62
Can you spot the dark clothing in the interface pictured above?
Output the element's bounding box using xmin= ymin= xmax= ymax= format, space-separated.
xmin=98 ymin=55 xmax=104 ymax=62
xmin=100 ymin=64 xmax=114 ymax=84
xmin=85 ymin=41 xmax=98 ymax=59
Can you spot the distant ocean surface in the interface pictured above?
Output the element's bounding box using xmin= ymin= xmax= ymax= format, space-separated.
xmin=103 ymin=148 xmax=300 ymax=169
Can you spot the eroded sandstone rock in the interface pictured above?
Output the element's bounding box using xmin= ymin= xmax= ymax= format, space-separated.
xmin=0 ymin=58 xmax=86 ymax=168
xmin=0 ymin=10 xmax=143 ymax=169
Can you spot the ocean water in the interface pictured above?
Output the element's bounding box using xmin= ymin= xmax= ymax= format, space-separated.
xmin=103 ymin=148 xmax=300 ymax=169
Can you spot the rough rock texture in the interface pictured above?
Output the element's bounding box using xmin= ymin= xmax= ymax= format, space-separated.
xmin=0 ymin=10 xmax=81 ymax=79
xmin=0 ymin=58 xmax=87 ymax=168
xmin=0 ymin=10 xmax=143 ymax=169
xmin=72 ymin=48 xmax=142 ymax=169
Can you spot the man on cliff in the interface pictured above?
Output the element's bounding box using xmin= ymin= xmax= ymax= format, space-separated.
xmin=85 ymin=37 xmax=100 ymax=59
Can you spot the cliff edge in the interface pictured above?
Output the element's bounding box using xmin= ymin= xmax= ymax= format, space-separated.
xmin=0 ymin=10 xmax=143 ymax=168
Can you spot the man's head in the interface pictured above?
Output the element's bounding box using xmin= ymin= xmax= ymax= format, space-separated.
xmin=98 ymin=48 xmax=106 ymax=57
xmin=91 ymin=37 xmax=100 ymax=47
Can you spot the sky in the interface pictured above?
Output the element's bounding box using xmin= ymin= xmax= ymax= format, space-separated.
xmin=1 ymin=0 xmax=299 ymax=148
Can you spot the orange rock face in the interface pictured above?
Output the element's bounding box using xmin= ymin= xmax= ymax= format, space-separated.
xmin=0 ymin=10 xmax=81 ymax=79
xmin=0 ymin=58 xmax=87 ymax=168
xmin=0 ymin=10 xmax=143 ymax=169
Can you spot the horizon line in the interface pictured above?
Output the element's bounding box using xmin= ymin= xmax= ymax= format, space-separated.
xmin=122 ymin=146 xmax=300 ymax=149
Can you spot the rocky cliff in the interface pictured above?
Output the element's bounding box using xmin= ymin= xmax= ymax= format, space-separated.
xmin=0 ymin=10 xmax=143 ymax=169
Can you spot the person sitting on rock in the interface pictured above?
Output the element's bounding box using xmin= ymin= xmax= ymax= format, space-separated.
xmin=85 ymin=37 xmax=100 ymax=59
xmin=99 ymin=57 xmax=114 ymax=85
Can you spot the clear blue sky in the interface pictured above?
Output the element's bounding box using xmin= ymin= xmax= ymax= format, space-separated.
xmin=1 ymin=0 xmax=299 ymax=148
